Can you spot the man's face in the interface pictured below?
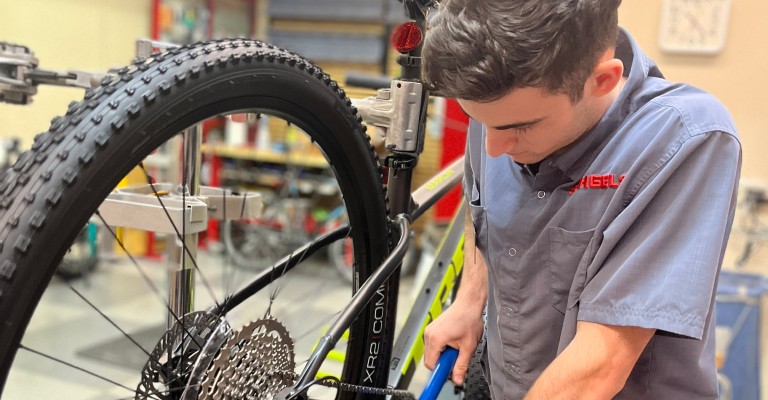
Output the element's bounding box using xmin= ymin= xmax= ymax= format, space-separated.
xmin=458 ymin=87 xmax=599 ymax=164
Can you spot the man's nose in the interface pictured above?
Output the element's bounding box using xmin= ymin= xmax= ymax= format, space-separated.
xmin=485 ymin=131 xmax=516 ymax=158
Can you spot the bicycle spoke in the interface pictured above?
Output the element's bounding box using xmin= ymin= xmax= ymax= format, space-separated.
xmin=18 ymin=345 xmax=154 ymax=399
xmin=220 ymin=190 xmax=250 ymax=298
xmin=293 ymin=310 xmax=343 ymax=342
xmin=267 ymin=242 xmax=317 ymax=316
xmin=93 ymin=211 xmax=183 ymax=319
xmin=67 ymin=284 xmax=152 ymax=358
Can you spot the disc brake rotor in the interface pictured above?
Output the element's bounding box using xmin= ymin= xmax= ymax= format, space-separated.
xmin=135 ymin=311 xmax=233 ymax=400
xmin=198 ymin=315 xmax=296 ymax=400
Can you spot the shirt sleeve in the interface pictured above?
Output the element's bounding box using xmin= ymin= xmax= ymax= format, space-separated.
xmin=577 ymin=130 xmax=742 ymax=339
xmin=463 ymin=119 xmax=484 ymax=203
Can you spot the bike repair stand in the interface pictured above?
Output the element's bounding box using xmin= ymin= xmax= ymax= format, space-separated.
xmin=98 ymin=40 xmax=262 ymax=326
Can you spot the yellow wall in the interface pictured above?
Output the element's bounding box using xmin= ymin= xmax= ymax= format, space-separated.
xmin=0 ymin=0 xmax=151 ymax=147
xmin=619 ymin=1 xmax=768 ymax=182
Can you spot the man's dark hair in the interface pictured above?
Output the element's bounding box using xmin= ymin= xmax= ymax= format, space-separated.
xmin=422 ymin=0 xmax=622 ymax=103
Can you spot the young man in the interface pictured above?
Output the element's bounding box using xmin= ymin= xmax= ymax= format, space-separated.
xmin=421 ymin=1 xmax=741 ymax=398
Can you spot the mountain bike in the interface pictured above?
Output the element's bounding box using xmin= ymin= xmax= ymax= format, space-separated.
xmin=0 ymin=1 xmax=489 ymax=399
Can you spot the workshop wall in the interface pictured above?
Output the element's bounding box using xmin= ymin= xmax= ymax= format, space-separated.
xmin=619 ymin=1 xmax=768 ymax=183
xmin=0 ymin=0 xmax=151 ymax=147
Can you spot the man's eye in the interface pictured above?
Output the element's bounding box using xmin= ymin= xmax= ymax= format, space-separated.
xmin=512 ymin=125 xmax=534 ymax=134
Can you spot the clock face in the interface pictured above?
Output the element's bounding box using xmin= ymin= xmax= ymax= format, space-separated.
xmin=659 ymin=0 xmax=732 ymax=54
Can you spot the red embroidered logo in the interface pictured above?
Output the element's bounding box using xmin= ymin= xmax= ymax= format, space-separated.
xmin=569 ymin=174 xmax=625 ymax=195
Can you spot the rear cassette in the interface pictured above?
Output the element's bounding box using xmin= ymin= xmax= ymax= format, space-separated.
xmin=198 ymin=316 xmax=296 ymax=400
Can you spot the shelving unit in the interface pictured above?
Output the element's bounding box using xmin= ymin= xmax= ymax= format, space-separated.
xmin=151 ymin=0 xmax=257 ymax=43
xmin=266 ymin=0 xmax=406 ymax=78
xmin=201 ymin=144 xmax=329 ymax=170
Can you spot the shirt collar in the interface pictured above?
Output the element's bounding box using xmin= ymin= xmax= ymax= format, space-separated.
xmin=543 ymin=28 xmax=664 ymax=181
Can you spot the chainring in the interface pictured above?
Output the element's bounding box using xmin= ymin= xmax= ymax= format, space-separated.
xmin=135 ymin=311 xmax=233 ymax=400
xmin=198 ymin=315 xmax=296 ymax=400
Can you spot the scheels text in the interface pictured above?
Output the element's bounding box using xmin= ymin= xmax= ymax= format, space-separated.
xmin=569 ymin=174 xmax=625 ymax=195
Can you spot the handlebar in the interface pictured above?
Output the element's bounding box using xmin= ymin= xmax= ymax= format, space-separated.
xmin=345 ymin=72 xmax=392 ymax=90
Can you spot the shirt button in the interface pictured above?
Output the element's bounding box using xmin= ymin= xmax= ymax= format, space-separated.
xmin=537 ymin=191 xmax=546 ymax=199
xmin=504 ymin=307 xmax=513 ymax=317
xmin=548 ymin=161 xmax=556 ymax=167
xmin=508 ymin=248 xmax=517 ymax=256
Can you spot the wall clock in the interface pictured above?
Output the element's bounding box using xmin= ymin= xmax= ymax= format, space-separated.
xmin=658 ymin=0 xmax=732 ymax=55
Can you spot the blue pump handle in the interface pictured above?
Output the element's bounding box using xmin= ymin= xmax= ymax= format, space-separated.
xmin=419 ymin=347 xmax=459 ymax=400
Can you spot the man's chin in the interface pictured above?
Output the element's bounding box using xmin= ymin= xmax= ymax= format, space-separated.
xmin=507 ymin=153 xmax=542 ymax=164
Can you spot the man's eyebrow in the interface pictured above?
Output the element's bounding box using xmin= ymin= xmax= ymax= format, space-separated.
xmin=491 ymin=117 xmax=545 ymax=131
xmin=458 ymin=105 xmax=545 ymax=131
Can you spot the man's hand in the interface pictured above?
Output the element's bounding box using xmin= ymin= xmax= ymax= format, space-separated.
xmin=423 ymin=300 xmax=485 ymax=385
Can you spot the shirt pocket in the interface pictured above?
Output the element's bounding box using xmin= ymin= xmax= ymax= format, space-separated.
xmin=548 ymin=227 xmax=596 ymax=314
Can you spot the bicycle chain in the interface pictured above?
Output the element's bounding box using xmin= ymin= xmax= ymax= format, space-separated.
xmin=243 ymin=368 xmax=417 ymax=399
xmin=314 ymin=378 xmax=416 ymax=400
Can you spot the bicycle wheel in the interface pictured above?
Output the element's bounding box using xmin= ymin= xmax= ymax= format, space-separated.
xmin=463 ymin=333 xmax=491 ymax=400
xmin=223 ymin=193 xmax=317 ymax=272
xmin=0 ymin=39 xmax=397 ymax=399
xmin=222 ymin=217 xmax=287 ymax=271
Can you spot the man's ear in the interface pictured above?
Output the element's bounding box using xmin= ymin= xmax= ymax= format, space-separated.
xmin=589 ymin=54 xmax=624 ymax=98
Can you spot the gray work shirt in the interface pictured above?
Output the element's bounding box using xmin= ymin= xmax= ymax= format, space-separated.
xmin=465 ymin=29 xmax=741 ymax=399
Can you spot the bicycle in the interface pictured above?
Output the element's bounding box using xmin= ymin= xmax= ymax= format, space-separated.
xmin=220 ymin=159 xmax=343 ymax=271
xmin=219 ymin=156 xmax=419 ymax=282
xmin=0 ymin=1 xmax=489 ymax=399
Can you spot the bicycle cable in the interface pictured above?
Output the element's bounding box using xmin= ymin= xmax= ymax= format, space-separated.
xmin=279 ymin=375 xmax=417 ymax=400
xmin=315 ymin=377 xmax=417 ymax=400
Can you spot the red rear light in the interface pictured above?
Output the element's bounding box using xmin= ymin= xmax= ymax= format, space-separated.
xmin=391 ymin=22 xmax=423 ymax=54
